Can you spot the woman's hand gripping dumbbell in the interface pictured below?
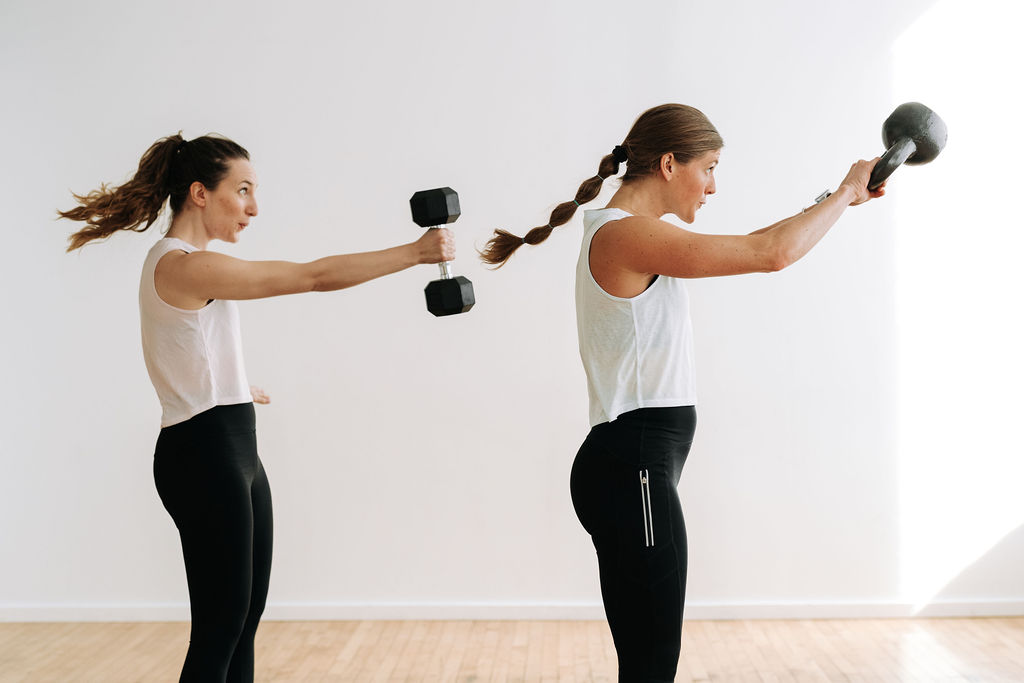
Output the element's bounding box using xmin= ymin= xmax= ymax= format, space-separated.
xmin=410 ymin=187 xmax=475 ymax=316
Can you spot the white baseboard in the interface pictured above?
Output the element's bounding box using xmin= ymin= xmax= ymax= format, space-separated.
xmin=681 ymin=600 xmax=1024 ymax=620
xmin=2 ymin=600 xmax=1022 ymax=623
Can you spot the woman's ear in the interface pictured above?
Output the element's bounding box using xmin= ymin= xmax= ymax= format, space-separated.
xmin=659 ymin=152 xmax=676 ymax=181
xmin=188 ymin=181 xmax=207 ymax=208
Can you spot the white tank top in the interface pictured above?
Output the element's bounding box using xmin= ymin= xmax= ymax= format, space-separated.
xmin=139 ymin=238 xmax=251 ymax=427
xmin=575 ymin=208 xmax=697 ymax=426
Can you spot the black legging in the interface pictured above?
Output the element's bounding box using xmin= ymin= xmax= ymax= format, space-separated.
xmin=153 ymin=403 xmax=273 ymax=683
xmin=570 ymin=405 xmax=696 ymax=683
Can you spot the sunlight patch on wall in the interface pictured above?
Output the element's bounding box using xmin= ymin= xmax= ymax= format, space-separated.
xmin=894 ymin=0 xmax=1024 ymax=610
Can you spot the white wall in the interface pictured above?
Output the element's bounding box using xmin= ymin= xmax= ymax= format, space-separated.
xmin=2 ymin=0 xmax=1021 ymax=621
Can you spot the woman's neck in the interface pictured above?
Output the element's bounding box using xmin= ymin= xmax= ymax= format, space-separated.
xmin=605 ymin=180 xmax=667 ymax=219
xmin=165 ymin=212 xmax=209 ymax=250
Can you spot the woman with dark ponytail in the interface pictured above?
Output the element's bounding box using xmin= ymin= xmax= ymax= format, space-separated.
xmin=482 ymin=103 xmax=884 ymax=682
xmin=60 ymin=133 xmax=454 ymax=683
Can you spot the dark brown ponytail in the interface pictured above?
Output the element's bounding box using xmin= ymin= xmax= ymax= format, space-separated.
xmin=479 ymin=153 xmax=621 ymax=267
xmin=59 ymin=132 xmax=249 ymax=252
xmin=480 ymin=103 xmax=723 ymax=267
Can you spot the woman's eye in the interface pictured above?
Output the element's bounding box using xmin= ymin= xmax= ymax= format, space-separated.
xmin=240 ymin=188 xmax=248 ymax=195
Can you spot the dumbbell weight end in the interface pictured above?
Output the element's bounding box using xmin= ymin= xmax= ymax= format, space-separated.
xmin=425 ymin=276 xmax=475 ymax=317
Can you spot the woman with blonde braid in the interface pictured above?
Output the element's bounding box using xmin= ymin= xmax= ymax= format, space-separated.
xmin=60 ymin=133 xmax=454 ymax=682
xmin=481 ymin=103 xmax=884 ymax=682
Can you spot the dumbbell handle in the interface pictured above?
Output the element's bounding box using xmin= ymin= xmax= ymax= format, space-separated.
xmin=427 ymin=226 xmax=454 ymax=280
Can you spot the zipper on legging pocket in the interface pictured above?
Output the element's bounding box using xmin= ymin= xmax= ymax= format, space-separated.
xmin=639 ymin=469 xmax=654 ymax=547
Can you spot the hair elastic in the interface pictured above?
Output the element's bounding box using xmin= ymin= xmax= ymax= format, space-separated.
xmin=612 ymin=145 xmax=628 ymax=163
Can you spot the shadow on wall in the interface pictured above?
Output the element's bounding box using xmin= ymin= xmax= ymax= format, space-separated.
xmin=919 ymin=523 xmax=1024 ymax=616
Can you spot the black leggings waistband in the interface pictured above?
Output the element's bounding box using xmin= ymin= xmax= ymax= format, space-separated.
xmin=161 ymin=402 xmax=256 ymax=438
xmin=587 ymin=405 xmax=697 ymax=466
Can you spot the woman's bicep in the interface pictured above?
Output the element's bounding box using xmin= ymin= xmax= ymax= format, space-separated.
xmin=166 ymin=252 xmax=315 ymax=301
xmin=613 ymin=219 xmax=784 ymax=279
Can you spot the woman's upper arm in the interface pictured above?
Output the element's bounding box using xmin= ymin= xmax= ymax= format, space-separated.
xmin=596 ymin=216 xmax=785 ymax=279
xmin=156 ymin=250 xmax=314 ymax=303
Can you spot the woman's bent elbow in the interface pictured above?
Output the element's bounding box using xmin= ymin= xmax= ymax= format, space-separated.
xmin=764 ymin=248 xmax=791 ymax=273
xmin=309 ymin=276 xmax=332 ymax=293
xmin=754 ymin=236 xmax=791 ymax=273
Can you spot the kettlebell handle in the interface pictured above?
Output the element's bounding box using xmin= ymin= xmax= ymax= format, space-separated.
xmin=869 ymin=137 xmax=918 ymax=191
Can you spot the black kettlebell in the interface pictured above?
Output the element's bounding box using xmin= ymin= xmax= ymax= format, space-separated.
xmin=868 ymin=102 xmax=947 ymax=190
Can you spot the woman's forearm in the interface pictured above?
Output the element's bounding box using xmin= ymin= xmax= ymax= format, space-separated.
xmin=309 ymin=243 xmax=421 ymax=292
xmin=758 ymin=185 xmax=857 ymax=268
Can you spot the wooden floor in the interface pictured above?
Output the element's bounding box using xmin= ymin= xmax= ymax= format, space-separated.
xmin=1 ymin=618 xmax=1023 ymax=682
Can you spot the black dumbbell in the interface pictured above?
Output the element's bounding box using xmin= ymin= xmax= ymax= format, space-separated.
xmin=409 ymin=187 xmax=475 ymax=317
xmin=869 ymin=102 xmax=947 ymax=190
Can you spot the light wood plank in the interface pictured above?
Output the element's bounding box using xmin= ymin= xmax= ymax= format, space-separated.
xmin=1 ymin=617 xmax=1023 ymax=682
